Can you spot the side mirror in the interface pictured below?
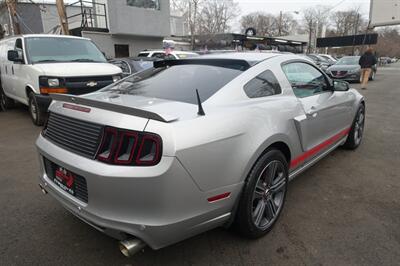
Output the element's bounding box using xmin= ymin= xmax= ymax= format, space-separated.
xmin=333 ymin=80 xmax=350 ymax=91
xmin=7 ymin=50 xmax=23 ymax=62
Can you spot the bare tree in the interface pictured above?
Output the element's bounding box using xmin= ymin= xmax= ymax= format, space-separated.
xmin=240 ymin=12 xmax=276 ymax=36
xmin=240 ymin=11 xmax=297 ymax=37
xmin=302 ymin=6 xmax=330 ymax=53
xmin=330 ymin=7 xmax=366 ymax=36
xmin=197 ymin=0 xmax=240 ymax=35
xmin=170 ymin=0 xmax=202 ymax=49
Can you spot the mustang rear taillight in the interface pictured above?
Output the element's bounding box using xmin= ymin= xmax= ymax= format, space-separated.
xmin=96 ymin=127 xmax=162 ymax=166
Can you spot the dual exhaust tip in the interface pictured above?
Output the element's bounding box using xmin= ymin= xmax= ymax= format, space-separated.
xmin=119 ymin=238 xmax=146 ymax=257
xmin=39 ymin=183 xmax=145 ymax=257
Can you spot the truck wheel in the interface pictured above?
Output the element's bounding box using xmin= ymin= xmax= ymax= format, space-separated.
xmin=28 ymin=92 xmax=45 ymax=126
xmin=234 ymin=149 xmax=288 ymax=238
xmin=0 ymin=87 xmax=15 ymax=111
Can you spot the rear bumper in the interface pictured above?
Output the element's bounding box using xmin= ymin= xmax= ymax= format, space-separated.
xmin=36 ymin=135 xmax=239 ymax=249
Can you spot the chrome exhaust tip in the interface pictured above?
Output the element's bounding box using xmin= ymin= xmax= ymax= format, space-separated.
xmin=39 ymin=184 xmax=48 ymax=195
xmin=119 ymin=238 xmax=146 ymax=257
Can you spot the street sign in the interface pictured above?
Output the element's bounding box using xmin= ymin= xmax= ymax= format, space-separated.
xmin=370 ymin=0 xmax=400 ymax=28
xmin=316 ymin=34 xmax=378 ymax=48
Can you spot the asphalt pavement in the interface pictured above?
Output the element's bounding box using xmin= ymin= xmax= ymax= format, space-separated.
xmin=1 ymin=63 xmax=399 ymax=266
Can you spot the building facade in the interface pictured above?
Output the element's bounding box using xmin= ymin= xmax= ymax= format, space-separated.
xmin=81 ymin=0 xmax=170 ymax=58
xmin=0 ymin=0 xmax=171 ymax=58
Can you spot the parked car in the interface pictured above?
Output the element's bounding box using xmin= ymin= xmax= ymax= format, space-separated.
xmin=37 ymin=53 xmax=365 ymax=257
xmin=109 ymin=57 xmax=158 ymax=77
xmin=138 ymin=50 xmax=199 ymax=59
xmin=327 ymin=56 xmax=377 ymax=82
xmin=318 ymin=54 xmax=338 ymax=65
xmin=301 ymin=54 xmax=331 ymax=72
xmin=0 ymin=34 xmax=122 ymax=125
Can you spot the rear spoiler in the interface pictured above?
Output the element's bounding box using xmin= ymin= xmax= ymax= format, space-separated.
xmin=154 ymin=58 xmax=251 ymax=71
xmin=50 ymin=94 xmax=177 ymax=123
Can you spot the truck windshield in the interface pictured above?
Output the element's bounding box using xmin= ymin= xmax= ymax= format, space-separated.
xmin=25 ymin=37 xmax=107 ymax=64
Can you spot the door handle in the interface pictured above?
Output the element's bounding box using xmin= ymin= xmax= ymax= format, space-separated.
xmin=306 ymin=106 xmax=318 ymax=117
xmin=12 ymin=66 xmax=14 ymax=75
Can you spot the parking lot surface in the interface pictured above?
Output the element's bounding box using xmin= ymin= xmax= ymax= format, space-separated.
xmin=1 ymin=63 xmax=399 ymax=266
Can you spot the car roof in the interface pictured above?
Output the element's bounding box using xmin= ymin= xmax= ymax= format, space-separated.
xmin=111 ymin=57 xmax=160 ymax=62
xmin=200 ymin=52 xmax=281 ymax=64
xmin=139 ymin=50 xmax=198 ymax=55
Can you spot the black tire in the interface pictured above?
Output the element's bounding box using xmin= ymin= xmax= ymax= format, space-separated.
xmin=234 ymin=149 xmax=288 ymax=238
xmin=0 ymin=86 xmax=15 ymax=111
xmin=28 ymin=92 xmax=45 ymax=126
xmin=343 ymin=104 xmax=365 ymax=150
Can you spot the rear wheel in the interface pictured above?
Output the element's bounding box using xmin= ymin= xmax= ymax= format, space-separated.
xmin=343 ymin=104 xmax=365 ymax=150
xmin=28 ymin=92 xmax=45 ymax=126
xmin=0 ymin=86 xmax=15 ymax=111
xmin=234 ymin=149 xmax=288 ymax=238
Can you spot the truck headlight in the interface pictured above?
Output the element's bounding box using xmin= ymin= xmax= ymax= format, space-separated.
xmin=47 ymin=78 xmax=60 ymax=87
xmin=39 ymin=76 xmax=67 ymax=94
xmin=112 ymin=75 xmax=122 ymax=83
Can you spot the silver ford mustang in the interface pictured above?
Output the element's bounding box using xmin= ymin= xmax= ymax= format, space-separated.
xmin=36 ymin=53 xmax=365 ymax=257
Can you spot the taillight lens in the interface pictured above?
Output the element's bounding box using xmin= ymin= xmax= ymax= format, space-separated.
xmin=96 ymin=126 xmax=162 ymax=166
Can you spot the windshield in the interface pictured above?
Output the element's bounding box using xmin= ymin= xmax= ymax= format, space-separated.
xmin=336 ymin=57 xmax=360 ymax=65
xmin=131 ymin=60 xmax=154 ymax=72
xmin=102 ymin=64 xmax=243 ymax=104
xmin=26 ymin=37 xmax=107 ymax=63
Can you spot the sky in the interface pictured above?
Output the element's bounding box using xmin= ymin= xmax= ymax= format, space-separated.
xmin=232 ymin=0 xmax=371 ymax=32
xmin=235 ymin=0 xmax=371 ymax=16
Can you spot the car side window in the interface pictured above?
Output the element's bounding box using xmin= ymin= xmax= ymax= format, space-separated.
xmin=244 ymin=70 xmax=282 ymax=98
xmin=282 ymin=62 xmax=330 ymax=98
xmin=152 ymin=53 xmax=166 ymax=59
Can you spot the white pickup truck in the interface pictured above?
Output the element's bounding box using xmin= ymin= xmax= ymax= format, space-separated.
xmin=0 ymin=34 xmax=122 ymax=125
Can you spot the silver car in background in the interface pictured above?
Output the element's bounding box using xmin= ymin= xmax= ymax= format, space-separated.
xmin=327 ymin=56 xmax=377 ymax=82
xmin=36 ymin=53 xmax=365 ymax=257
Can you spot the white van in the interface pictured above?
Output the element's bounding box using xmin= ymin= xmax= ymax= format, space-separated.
xmin=0 ymin=34 xmax=122 ymax=125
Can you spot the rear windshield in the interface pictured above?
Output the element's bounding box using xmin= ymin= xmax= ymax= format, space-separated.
xmin=102 ymin=64 xmax=243 ymax=104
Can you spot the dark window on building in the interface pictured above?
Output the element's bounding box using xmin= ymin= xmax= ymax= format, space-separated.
xmin=126 ymin=0 xmax=160 ymax=10
xmin=244 ymin=70 xmax=281 ymax=98
xmin=114 ymin=44 xmax=129 ymax=58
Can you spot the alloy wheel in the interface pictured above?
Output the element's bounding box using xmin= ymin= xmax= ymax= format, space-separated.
xmin=354 ymin=108 xmax=365 ymax=145
xmin=252 ymin=160 xmax=286 ymax=230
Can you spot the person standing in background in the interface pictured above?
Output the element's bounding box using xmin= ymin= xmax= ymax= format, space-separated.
xmin=359 ymin=47 xmax=377 ymax=90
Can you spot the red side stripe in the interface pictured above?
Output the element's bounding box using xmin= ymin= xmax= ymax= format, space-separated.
xmin=207 ymin=192 xmax=231 ymax=202
xmin=290 ymin=127 xmax=351 ymax=169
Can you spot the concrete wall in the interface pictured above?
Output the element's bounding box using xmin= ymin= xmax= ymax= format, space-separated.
xmin=82 ymin=31 xmax=163 ymax=58
xmin=107 ymin=0 xmax=170 ymax=37
xmin=40 ymin=4 xmax=88 ymax=33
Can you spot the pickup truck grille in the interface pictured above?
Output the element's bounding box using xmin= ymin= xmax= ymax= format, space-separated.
xmin=65 ymin=76 xmax=113 ymax=95
xmin=43 ymin=112 xmax=103 ymax=159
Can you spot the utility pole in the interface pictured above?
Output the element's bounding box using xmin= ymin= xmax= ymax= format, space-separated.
xmin=56 ymin=0 xmax=69 ymax=35
xmin=278 ymin=11 xmax=283 ymax=36
xmin=6 ymin=0 xmax=21 ymax=35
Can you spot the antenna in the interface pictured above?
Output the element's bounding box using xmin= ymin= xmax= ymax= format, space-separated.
xmin=195 ymin=89 xmax=205 ymax=116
